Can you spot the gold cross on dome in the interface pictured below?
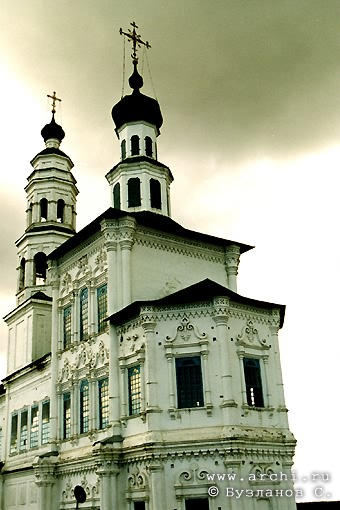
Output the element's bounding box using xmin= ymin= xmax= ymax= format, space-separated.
xmin=119 ymin=21 xmax=151 ymax=63
xmin=47 ymin=91 xmax=62 ymax=115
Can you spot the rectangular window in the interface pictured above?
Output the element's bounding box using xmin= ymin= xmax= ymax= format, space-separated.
xmin=41 ymin=401 xmax=50 ymax=444
xmin=134 ymin=502 xmax=146 ymax=510
xmin=99 ymin=378 xmax=109 ymax=429
xmin=243 ymin=358 xmax=264 ymax=407
xmin=80 ymin=288 xmax=89 ymax=341
xmin=128 ymin=366 xmax=141 ymax=415
xmin=63 ymin=305 xmax=72 ymax=348
xmin=10 ymin=414 xmax=18 ymax=454
xmin=63 ymin=393 xmax=71 ymax=439
xmin=97 ymin=284 xmax=107 ymax=333
xmin=176 ymin=356 xmax=204 ymax=408
xmin=30 ymin=405 xmax=39 ymax=448
xmin=80 ymin=381 xmax=90 ymax=434
xmin=185 ymin=498 xmax=209 ymax=510
xmin=19 ymin=410 xmax=28 ymax=450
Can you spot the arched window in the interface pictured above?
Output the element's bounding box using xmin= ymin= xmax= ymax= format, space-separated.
xmin=19 ymin=258 xmax=26 ymax=290
xmin=113 ymin=183 xmax=121 ymax=209
xmin=40 ymin=198 xmax=48 ymax=222
xmin=145 ymin=136 xmax=153 ymax=157
xmin=79 ymin=288 xmax=89 ymax=341
xmin=34 ymin=252 xmax=47 ymax=285
xmin=121 ymin=139 xmax=126 ymax=160
xmin=131 ymin=135 xmax=140 ymax=156
xmin=57 ymin=199 xmax=65 ymax=222
xmin=150 ymin=178 xmax=161 ymax=209
xmin=128 ymin=178 xmax=141 ymax=207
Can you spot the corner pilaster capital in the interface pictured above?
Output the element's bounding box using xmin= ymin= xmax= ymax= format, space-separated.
xmin=225 ymin=244 xmax=240 ymax=268
xmin=212 ymin=296 xmax=230 ymax=325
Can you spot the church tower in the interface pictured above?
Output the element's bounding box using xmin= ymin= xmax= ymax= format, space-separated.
xmin=106 ymin=23 xmax=173 ymax=216
xmin=5 ymin=94 xmax=78 ymax=374
xmin=16 ymin=93 xmax=78 ymax=305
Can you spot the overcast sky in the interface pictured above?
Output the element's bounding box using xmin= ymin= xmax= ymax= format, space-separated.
xmin=0 ymin=0 xmax=339 ymax=502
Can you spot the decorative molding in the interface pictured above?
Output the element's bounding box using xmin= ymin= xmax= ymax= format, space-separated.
xmin=165 ymin=316 xmax=207 ymax=344
xmin=236 ymin=320 xmax=270 ymax=348
xmin=58 ymin=340 xmax=109 ymax=381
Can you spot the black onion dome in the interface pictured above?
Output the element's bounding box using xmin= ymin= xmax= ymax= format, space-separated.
xmin=112 ymin=64 xmax=163 ymax=134
xmin=41 ymin=115 xmax=65 ymax=143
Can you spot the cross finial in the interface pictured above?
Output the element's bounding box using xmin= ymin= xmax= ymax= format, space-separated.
xmin=47 ymin=91 xmax=62 ymax=115
xmin=119 ymin=21 xmax=151 ymax=64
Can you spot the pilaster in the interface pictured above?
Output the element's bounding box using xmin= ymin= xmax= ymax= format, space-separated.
xmin=225 ymin=244 xmax=240 ymax=292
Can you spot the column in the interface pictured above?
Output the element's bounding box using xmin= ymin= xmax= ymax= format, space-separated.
xmin=49 ymin=200 xmax=57 ymax=222
xmin=200 ymin=344 xmax=212 ymax=412
xmin=109 ymin=324 xmax=121 ymax=435
xmin=165 ymin=351 xmax=175 ymax=412
xmin=89 ymin=279 xmax=96 ymax=335
xmin=212 ymin=298 xmax=236 ymax=407
xmin=225 ymin=244 xmax=240 ymax=292
xmin=100 ymin=220 xmax=118 ymax=314
xmin=270 ymin=317 xmax=288 ymax=413
xmin=141 ymin=314 xmax=160 ymax=412
xmin=48 ymin=262 xmax=60 ymax=450
xmin=238 ymin=352 xmax=248 ymax=406
xmin=95 ymin=454 xmax=119 ymax=510
xmin=33 ymin=456 xmax=57 ymax=510
xmin=147 ymin=462 xmax=163 ymax=510
xmin=118 ymin=217 xmax=136 ymax=307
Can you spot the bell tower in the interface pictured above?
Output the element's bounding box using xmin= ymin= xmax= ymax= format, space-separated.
xmin=5 ymin=93 xmax=78 ymax=375
xmin=106 ymin=22 xmax=173 ymax=216
xmin=16 ymin=92 xmax=78 ymax=305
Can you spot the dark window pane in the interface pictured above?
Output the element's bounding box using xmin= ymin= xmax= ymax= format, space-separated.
xmin=10 ymin=414 xmax=18 ymax=454
xmin=121 ymin=139 xmax=126 ymax=160
xmin=145 ymin=136 xmax=153 ymax=157
xmin=40 ymin=198 xmax=48 ymax=221
xmin=134 ymin=502 xmax=146 ymax=510
xmin=34 ymin=252 xmax=47 ymax=285
xmin=243 ymin=358 xmax=264 ymax=407
xmin=185 ymin=498 xmax=209 ymax=510
xmin=63 ymin=305 xmax=72 ymax=348
xmin=113 ymin=182 xmax=121 ymax=209
xmin=150 ymin=178 xmax=161 ymax=209
xmin=131 ymin=135 xmax=140 ymax=156
xmin=128 ymin=178 xmax=141 ymax=207
xmin=57 ymin=199 xmax=65 ymax=222
xmin=176 ymin=357 xmax=204 ymax=408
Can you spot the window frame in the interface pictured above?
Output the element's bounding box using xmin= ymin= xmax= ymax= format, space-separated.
xmin=98 ymin=378 xmax=109 ymax=430
xmin=97 ymin=284 xmax=108 ymax=333
xmin=128 ymin=365 xmax=142 ymax=416
xmin=175 ymin=356 xmax=204 ymax=409
xmin=79 ymin=287 xmax=89 ymax=341
xmin=243 ymin=357 xmax=265 ymax=408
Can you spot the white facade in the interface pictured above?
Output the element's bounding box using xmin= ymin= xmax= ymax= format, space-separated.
xmin=0 ymin=60 xmax=297 ymax=510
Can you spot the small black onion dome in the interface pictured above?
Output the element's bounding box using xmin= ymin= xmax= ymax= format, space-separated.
xmin=41 ymin=115 xmax=65 ymax=143
xmin=112 ymin=64 xmax=163 ymax=134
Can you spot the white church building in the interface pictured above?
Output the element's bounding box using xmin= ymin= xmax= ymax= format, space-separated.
xmin=0 ymin=24 xmax=297 ymax=510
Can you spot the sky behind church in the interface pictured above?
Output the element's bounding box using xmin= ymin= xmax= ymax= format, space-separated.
xmin=0 ymin=0 xmax=339 ymax=501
